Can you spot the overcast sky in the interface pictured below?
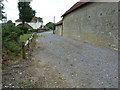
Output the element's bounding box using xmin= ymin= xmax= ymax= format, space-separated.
xmin=3 ymin=0 xmax=79 ymax=24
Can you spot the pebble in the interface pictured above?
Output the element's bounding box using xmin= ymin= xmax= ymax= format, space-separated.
xmin=12 ymin=65 xmax=20 ymax=68
xmin=71 ymin=74 xmax=74 ymax=77
xmin=101 ymin=82 xmax=104 ymax=85
xmin=103 ymin=69 xmax=106 ymax=71
xmin=19 ymin=72 xmax=22 ymax=75
xmin=12 ymin=78 xmax=15 ymax=80
xmin=56 ymin=86 xmax=58 ymax=88
xmin=68 ymin=54 xmax=71 ymax=56
xmin=106 ymin=74 xmax=109 ymax=77
xmin=74 ymin=58 xmax=77 ymax=61
xmin=4 ymin=85 xmax=9 ymax=88
xmin=9 ymin=84 xmax=12 ymax=86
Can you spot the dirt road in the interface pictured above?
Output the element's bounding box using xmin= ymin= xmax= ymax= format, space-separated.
xmin=2 ymin=31 xmax=118 ymax=88
xmin=32 ymin=32 xmax=118 ymax=88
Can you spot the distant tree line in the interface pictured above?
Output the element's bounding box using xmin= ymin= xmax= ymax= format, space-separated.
xmin=46 ymin=22 xmax=55 ymax=30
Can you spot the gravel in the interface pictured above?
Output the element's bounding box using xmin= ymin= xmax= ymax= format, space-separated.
xmin=34 ymin=32 xmax=118 ymax=88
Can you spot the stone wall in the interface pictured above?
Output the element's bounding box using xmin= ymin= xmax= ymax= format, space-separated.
xmin=63 ymin=2 xmax=118 ymax=50
xmin=55 ymin=25 xmax=63 ymax=36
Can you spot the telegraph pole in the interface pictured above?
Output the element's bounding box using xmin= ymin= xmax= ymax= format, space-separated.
xmin=53 ymin=16 xmax=55 ymax=34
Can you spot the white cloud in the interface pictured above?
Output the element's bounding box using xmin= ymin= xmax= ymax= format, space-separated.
xmin=3 ymin=0 xmax=79 ymax=24
xmin=3 ymin=0 xmax=19 ymax=22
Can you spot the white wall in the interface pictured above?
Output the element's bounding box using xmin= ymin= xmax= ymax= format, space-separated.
xmin=28 ymin=22 xmax=43 ymax=29
xmin=15 ymin=22 xmax=21 ymax=26
xmin=15 ymin=22 xmax=43 ymax=29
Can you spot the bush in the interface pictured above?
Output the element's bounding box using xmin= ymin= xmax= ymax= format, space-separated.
xmin=17 ymin=26 xmax=28 ymax=34
xmin=2 ymin=22 xmax=23 ymax=43
xmin=2 ymin=21 xmax=23 ymax=54
xmin=39 ymin=28 xmax=49 ymax=31
xmin=6 ymin=41 xmax=21 ymax=53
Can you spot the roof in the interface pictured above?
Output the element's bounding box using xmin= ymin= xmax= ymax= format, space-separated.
xmin=15 ymin=19 xmax=22 ymax=22
xmin=17 ymin=23 xmax=33 ymax=29
xmin=55 ymin=20 xmax=63 ymax=26
xmin=62 ymin=1 xmax=88 ymax=17
xmin=15 ymin=17 xmax=43 ymax=23
xmin=31 ymin=17 xmax=43 ymax=23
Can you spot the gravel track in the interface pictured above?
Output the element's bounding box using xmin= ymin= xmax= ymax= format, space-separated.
xmin=32 ymin=32 xmax=118 ymax=88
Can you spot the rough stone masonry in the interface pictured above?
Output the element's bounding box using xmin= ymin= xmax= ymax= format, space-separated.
xmin=62 ymin=2 xmax=118 ymax=50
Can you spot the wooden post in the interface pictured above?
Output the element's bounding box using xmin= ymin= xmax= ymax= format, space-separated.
xmin=27 ymin=39 xmax=30 ymax=48
xmin=22 ymin=42 xmax=26 ymax=59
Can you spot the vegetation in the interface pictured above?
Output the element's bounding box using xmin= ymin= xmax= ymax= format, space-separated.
xmin=2 ymin=21 xmax=24 ymax=54
xmin=18 ymin=79 xmax=36 ymax=88
xmin=28 ymin=29 xmax=39 ymax=32
xmin=18 ymin=1 xmax=36 ymax=26
xmin=0 ymin=0 xmax=6 ymax=20
xmin=2 ymin=1 xmax=36 ymax=61
xmin=19 ymin=34 xmax=31 ymax=43
xmin=28 ymin=28 xmax=50 ymax=33
xmin=46 ymin=22 xmax=55 ymax=30
xmin=19 ymin=34 xmax=39 ymax=42
xmin=17 ymin=26 xmax=28 ymax=34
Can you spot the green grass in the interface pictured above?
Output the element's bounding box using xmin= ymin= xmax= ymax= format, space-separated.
xmin=34 ymin=34 xmax=39 ymax=38
xmin=39 ymin=35 xmax=46 ymax=38
xmin=19 ymin=34 xmax=39 ymax=43
xmin=19 ymin=34 xmax=31 ymax=43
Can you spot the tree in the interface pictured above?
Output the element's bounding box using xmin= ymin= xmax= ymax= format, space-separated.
xmin=18 ymin=1 xmax=36 ymax=26
xmin=46 ymin=22 xmax=55 ymax=30
xmin=0 ymin=0 xmax=7 ymax=21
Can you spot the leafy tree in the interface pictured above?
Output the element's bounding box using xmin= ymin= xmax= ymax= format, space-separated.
xmin=46 ymin=22 xmax=55 ymax=30
xmin=0 ymin=0 xmax=6 ymax=21
xmin=18 ymin=1 xmax=36 ymax=26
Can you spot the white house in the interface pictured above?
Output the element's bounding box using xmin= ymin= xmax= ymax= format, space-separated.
xmin=15 ymin=17 xmax=43 ymax=29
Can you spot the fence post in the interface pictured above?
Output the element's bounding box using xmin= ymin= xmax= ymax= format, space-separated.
xmin=27 ymin=39 xmax=30 ymax=49
xmin=22 ymin=42 xmax=26 ymax=59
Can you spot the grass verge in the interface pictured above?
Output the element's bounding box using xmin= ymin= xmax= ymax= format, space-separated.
xmin=19 ymin=34 xmax=39 ymax=43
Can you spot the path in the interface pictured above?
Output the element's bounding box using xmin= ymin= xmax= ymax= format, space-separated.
xmin=31 ymin=31 xmax=118 ymax=88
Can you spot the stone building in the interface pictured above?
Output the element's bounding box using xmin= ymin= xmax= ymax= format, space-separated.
xmin=55 ymin=20 xmax=63 ymax=36
xmin=15 ymin=17 xmax=43 ymax=29
xmin=56 ymin=2 xmax=119 ymax=50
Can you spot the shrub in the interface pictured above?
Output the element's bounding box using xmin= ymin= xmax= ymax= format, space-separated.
xmin=6 ymin=41 xmax=21 ymax=53
xmin=39 ymin=28 xmax=49 ymax=31
xmin=17 ymin=26 xmax=28 ymax=34
xmin=2 ymin=22 xmax=23 ymax=43
xmin=2 ymin=21 xmax=23 ymax=54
